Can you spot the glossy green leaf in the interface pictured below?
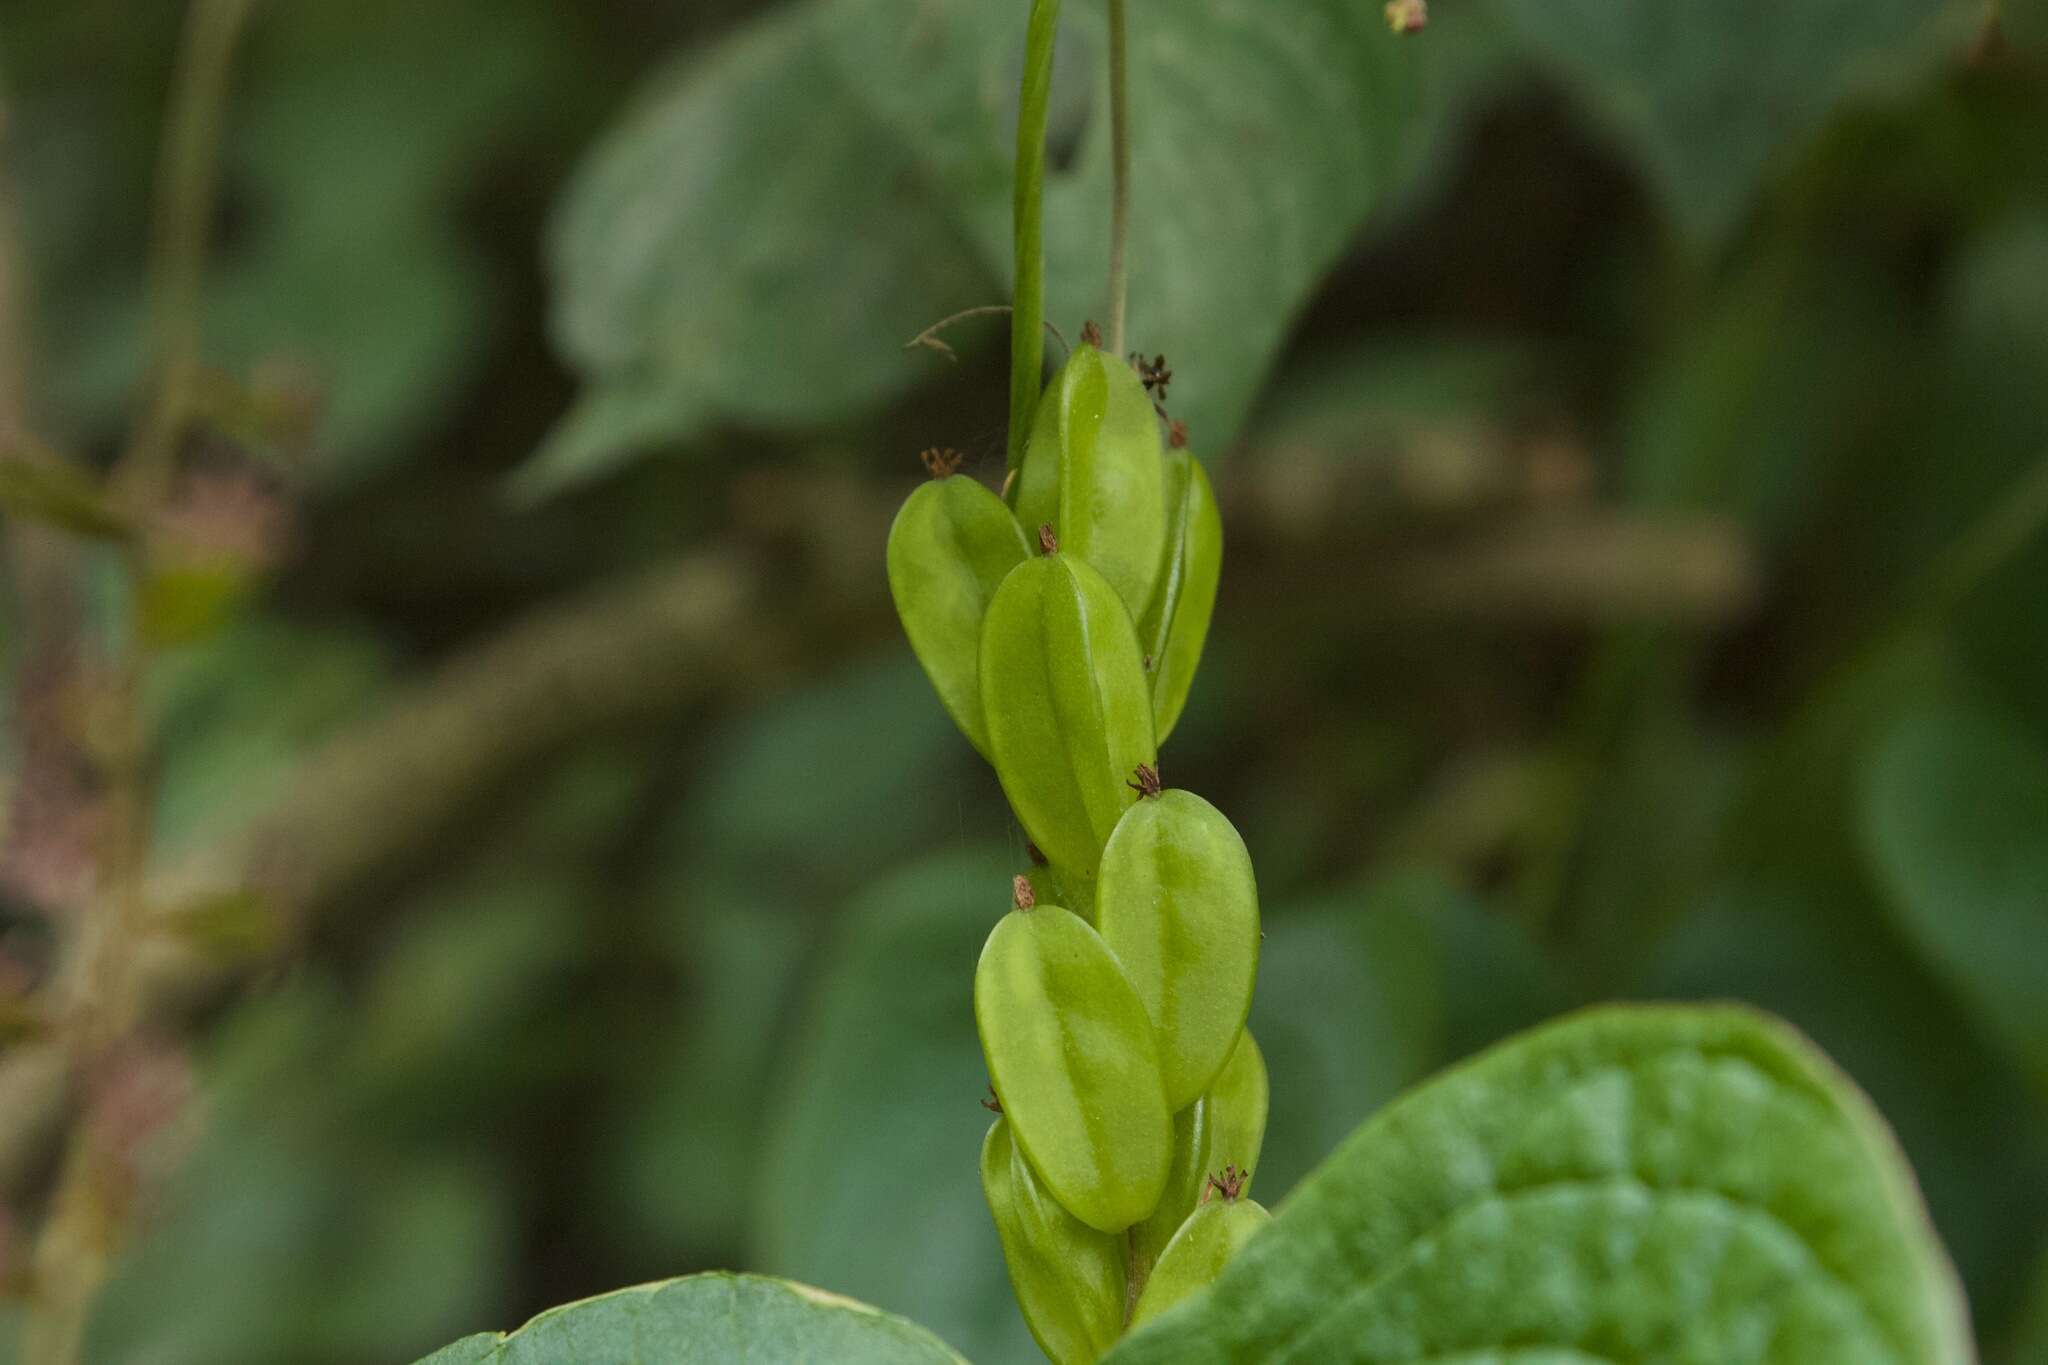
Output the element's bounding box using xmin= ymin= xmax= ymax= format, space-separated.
xmin=1129 ymin=1196 xmax=1272 ymax=1331
xmin=1136 ymin=447 xmax=1223 ymax=744
xmin=975 ymin=902 xmax=1171 ymax=1233
xmin=1096 ymin=790 xmax=1260 ymax=1108
xmin=1484 ymin=0 xmax=1964 ymax=246
xmin=1107 ymin=1005 xmax=1974 ymax=1364
xmin=888 ymin=476 xmax=1032 ymax=759
xmin=1131 ymin=1032 xmax=1269 ymax=1281
xmin=408 ymin=1273 xmax=967 ymax=1363
xmin=1012 ymin=346 xmax=1168 ymax=616
xmin=980 ymin=554 xmax=1157 ymax=873
xmin=534 ymin=4 xmax=991 ymax=493
xmin=981 ymin=1117 xmax=1126 ymax=1365
xmin=1860 ymin=705 xmax=2048 ymax=1083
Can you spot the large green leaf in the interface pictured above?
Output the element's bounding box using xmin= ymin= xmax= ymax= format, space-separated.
xmin=1860 ymin=705 xmax=2048 ymax=1084
xmin=530 ymin=4 xmax=992 ymax=496
xmin=1107 ymin=1005 xmax=1973 ymax=1365
xmin=817 ymin=0 xmax=1502 ymax=449
xmin=411 ymin=1273 xmax=966 ymax=1364
xmin=1482 ymin=0 xmax=1966 ymax=246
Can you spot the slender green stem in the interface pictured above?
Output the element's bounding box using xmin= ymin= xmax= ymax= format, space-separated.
xmin=115 ymin=0 xmax=257 ymax=512
xmin=1008 ymin=0 xmax=1062 ymax=472
xmin=1106 ymin=0 xmax=1131 ymax=358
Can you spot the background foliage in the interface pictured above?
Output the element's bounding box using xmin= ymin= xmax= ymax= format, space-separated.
xmin=1 ymin=0 xmax=2045 ymax=1360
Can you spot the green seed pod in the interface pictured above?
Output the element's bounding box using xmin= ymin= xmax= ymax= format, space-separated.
xmin=980 ymin=1117 xmax=1126 ymax=1365
xmin=1205 ymin=1029 xmax=1269 ymax=1184
xmin=1096 ymin=789 xmax=1259 ymax=1107
xmin=1012 ymin=345 xmax=1167 ymax=616
xmin=975 ymin=897 xmax=1171 ymax=1232
xmin=980 ymin=553 xmax=1157 ymax=874
xmin=1135 ymin=444 xmax=1222 ymax=743
xmin=1127 ymin=1031 xmax=1269 ymax=1280
xmin=1129 ymin=1094 xmax=1211 ymax=1286
xmin=886 ymin=475 xmax=1032 ymax=759
xmin=1128 ymin=1186 xmax=1271 ymax=1329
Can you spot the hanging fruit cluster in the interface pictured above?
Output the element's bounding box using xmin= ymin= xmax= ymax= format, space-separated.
xmin=887 ymin=338 xmax=1267 ymax=1361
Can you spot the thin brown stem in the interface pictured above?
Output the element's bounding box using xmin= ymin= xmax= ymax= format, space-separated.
xmin=903 ymin=305 xmax=1068 ymax=362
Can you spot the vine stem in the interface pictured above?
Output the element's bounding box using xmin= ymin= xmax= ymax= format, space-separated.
xmin=1007 ymin=0 xmax=1062 ymax=471
xmin=1105 ymin=0 xmax=1131 ymax=358
xmin=24 ymin=3 xmax=257 ymax=1361
xmin=115 ymin=0 xmax=255 ymax=513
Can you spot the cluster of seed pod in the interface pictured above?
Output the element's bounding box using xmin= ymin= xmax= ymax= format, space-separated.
xmin=888 ymin=340 xmax=1267 ymax=1361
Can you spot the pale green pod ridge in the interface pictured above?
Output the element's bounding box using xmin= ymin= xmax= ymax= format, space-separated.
xmin=1010 ymin=345 xmax=1167 ymax=616
xmin=1128 ymin=1031 xmax=1269 ymax=1280
xmin=1129 ymin=1095 xmax=1213 ymax=1286
xmin=886 ymin=475 xmax=1031 ymax=759
xmin=1096 ymin=789 xmax=1260 ymax=1107
xmin=1136 ymin=447 xmax=1222 ymax=744
xmin=980 ymin=1117 xmax=1126 ymax=1365
xmin=1128 ymin=1195 xmax=1272 ymax=1329
xmin=974 ymin=902 xmax=1172 ymax=1233
xmin=980 ymin=554 xmax=1157 ymax=873
xmin=1207 ymin=1029 xmax=1269 ymax=1186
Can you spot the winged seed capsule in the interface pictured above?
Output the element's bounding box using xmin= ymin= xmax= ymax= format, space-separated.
xmin=974 ymin=891 xmax=1171 ymax=1233
xmin=981 ymin=1116 xmax=1126 ymax=1365
xmin=1128 ymin=1167 xmax=1272 ymax=1328
xmin=1096 ymin=787 xmax=1260 ymax=1107
xmin=980 ymin=552 xmax=1157 ymax=874
xmin=1011 ymin=344 xmax=1168 ymax=617
xmin=1128 ymin=1030 xmax=1269 ymax=1281
xmin=1135 ymin=441 xmax=1222 ymax=743
xmin=887 ymin=473 xmax=1031 ymax=758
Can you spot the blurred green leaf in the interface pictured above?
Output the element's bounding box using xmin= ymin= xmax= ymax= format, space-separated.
xmin=25 ymin=0 xmax=596 ymax=479
xmin=1484 ymin=0 xmax=1967 ymax=246
xmin=534 ymin=5 xmax=993 ymax=494
xmin=679 ymin=654 xmax=998 ymax=897
xmin=1108 ymin=1006 xmax=1974 ymax=1365
xmin=2011 ymin=1248 xmax=2048 ymax=1365
xmin=147 ymin=617 xmax=389 ymax=857
xmin=1255 ymin=868 xmax=1564 ymax=1197
xmin=410 ymin=1273 xmax=967 ymax=1364
xmin=597 ymin=885 xmax=809 ymax=1262
xmin=752 ymin=845 xmax=1039 ymax=1365
xmin=1249 ymin=895 xmax=1440 ymax=1198
xmin=85 ymin=984 xmax=513 ymax=1365
xmin=818 ymin=0 xmax=1506 ymax=448
xmin=1860 ymin=704 xmax=2048 ymax=1085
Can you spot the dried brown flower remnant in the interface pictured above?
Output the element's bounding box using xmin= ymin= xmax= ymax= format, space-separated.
xmin=1385 ymin=0 xmax=1427 ymax=32
xmin=1203 ymin=1163 xmax=1250 ymax=1203
xmin=1080 ymin=320 xmax=1104 ymax=349
xmin=1037 ymin=523 xmax=1059 ymax=556
xmin=920 ymin=447 xmax=964 ymax=479
xmin=1127 ymin=762 xmax=1162 ymax=798
xmin=1012 ymin=874 xmax=1036 ymax=910
xmin=1133 ymin=353 xmax=1172 ymax=401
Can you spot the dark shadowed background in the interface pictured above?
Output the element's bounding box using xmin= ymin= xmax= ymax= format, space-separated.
xmin=1 ymin=0 xmax=2046 ymax=1360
